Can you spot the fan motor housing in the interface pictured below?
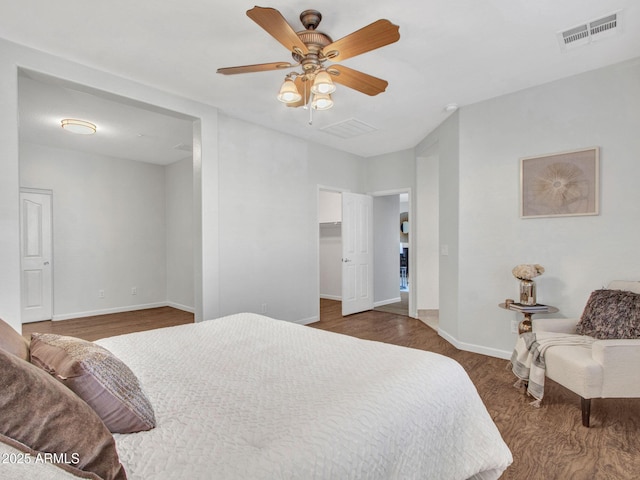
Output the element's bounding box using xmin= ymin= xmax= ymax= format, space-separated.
xmin=293 ymin=30 xmax=333 ymax=70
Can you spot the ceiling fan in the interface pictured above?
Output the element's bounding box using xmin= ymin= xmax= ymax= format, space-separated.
xmin=217 ymin=6 xmax=400 ymax=110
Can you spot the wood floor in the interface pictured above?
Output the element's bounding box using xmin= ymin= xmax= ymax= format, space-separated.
xmin=373 ymin=291 xmax=408 ymax=315
xmin=23 ymin=300 xmax=640 ymax=479
xmin=22 ymin=306 xmax=194 ymax=341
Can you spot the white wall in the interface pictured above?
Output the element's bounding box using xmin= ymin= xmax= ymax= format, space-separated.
xmin=20 ymin=142 xmax=168 ymax=318
xmin=373 ymin=195 xmax=401 ymax=305
xmin=415 ymin=113 xmax=460 ymax=340
xmin=441 ymin=58 xmax=640 ymax=358
xmin=0 ymin=43 xmax=21 ymax=331
xmin=166 ymin=156 xmax=194 ymax=311
xmin=365 ymin=149 xmax=415 ymax=193
xmin=319 ymin=223 xmax=342 ymax=300
xmin=318 ymin=190 xmax=341 ymax=223
xmin=217 ymin=114 xmax=365 ymax=324
xmin=416 ymin=147 xmax=439 ymax=310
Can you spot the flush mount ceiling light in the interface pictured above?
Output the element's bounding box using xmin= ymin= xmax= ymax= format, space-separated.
xmin=217 ymin=7 xmax=400 ymax=121
xmin=60 ymin=118 xmax=96 ymax=135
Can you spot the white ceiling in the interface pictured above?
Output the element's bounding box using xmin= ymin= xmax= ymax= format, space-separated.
xmin=3 ymin=0 xmax=640 ymax=161
xmin=18 ymin=71 xmax=195 ymax=165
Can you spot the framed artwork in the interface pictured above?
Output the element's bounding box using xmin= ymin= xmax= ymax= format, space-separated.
xmin=520 ymin=147 xmax=599 ymax=218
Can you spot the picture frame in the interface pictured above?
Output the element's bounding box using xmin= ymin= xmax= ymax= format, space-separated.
xmin=520 ymin=147 xmax=599 ymax=218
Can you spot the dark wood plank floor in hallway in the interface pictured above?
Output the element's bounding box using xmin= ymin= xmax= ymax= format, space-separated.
xmin=22 ymin=306 xmax=194 ymax=341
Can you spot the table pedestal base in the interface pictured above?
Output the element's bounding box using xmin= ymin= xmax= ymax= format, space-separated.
xmin=518 ymin=313 xmax=533 ymax=335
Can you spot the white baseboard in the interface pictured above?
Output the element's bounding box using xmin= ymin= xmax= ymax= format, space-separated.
xmin=438 ymin=327 xmax=512 ymax=360
xmin=293 ymin=315 xmax=319 ymax=325
xmin=166 ymin=301 xmax=195 ymax=313
xmin=374 ymin=297 xmax=401 ymax=307
xmin=320 ymin=294 xmax=342 ymax=301
xmin=52 ymin=302 xmax=183 ymax=321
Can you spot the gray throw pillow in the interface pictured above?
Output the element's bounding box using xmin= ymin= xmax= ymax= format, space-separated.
xmin=576 ymin=289 xmax=640 ymax=339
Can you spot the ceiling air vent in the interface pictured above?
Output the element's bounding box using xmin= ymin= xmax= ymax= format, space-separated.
xmin=320 ymin=118 xmax=378 ymax=139
xmin=558 ymin=11 xmax=621 ymax=51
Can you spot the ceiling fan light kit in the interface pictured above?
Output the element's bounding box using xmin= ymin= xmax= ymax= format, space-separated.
xmin=310 ymin=70 xmax=336 ymax=95
xmin=311 ymin=92 xmax=334 ymax=111
xmin=218 ymin=6 xmax=400 ymax=117
xmin=277 ymin=77 xmax=302 ymax=103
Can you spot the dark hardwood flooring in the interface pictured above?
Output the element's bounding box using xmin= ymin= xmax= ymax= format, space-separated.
xmin=22 ymin=306 xmax=194 ymax=341
xmin=23 ymin=300 xmax=640 ymax=479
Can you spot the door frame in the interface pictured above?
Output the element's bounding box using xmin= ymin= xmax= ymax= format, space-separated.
xmin=316 ymin=185 xmax=416 ymax=320
xmin=316 ymin=185 xmax=350 ymax=320
xmin=19 ymin=187 xmax=54 ymax=323
xmin=369 ymin=188 xmax=416 ymax=319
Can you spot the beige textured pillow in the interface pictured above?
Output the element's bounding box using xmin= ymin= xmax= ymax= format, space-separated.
xmin=30 ymin=333 xmax=156 ymax=434
xmin=0 ymin=317 xmax=29 ymax=361
xmin=0 ymin=348 xmax=127 ymax=480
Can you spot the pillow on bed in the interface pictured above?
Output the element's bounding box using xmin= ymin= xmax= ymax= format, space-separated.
xmin=0 ymin=317 xmax=29 ymax=361
xmin=30 ymin=333 xmax=156 ymax=434
xmin=576 ymin=289 xmax=640 ymax=339
xmin=0 ymin=348 xmax=127 ymax=480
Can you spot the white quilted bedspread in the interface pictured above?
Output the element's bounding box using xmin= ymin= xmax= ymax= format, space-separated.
xmin=95 ymin=313 xmax=511 ymax=480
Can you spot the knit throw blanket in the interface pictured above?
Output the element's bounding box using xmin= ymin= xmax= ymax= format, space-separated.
xmin=511 ymin=331 xmax=595 ymax=407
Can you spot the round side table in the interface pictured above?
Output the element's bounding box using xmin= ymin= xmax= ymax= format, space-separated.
xmin=499 ymin=303 xmax=559 ymax=334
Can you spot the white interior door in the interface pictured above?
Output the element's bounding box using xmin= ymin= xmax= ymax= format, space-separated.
xmin=20 ymin=190 xmax=53 ymax=323
xmin=342 ymin=192 xmax=374 ymax=316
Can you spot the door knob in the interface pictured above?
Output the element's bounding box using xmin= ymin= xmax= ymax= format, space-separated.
xmin=43 ymin=261 xmax=50 ymax=265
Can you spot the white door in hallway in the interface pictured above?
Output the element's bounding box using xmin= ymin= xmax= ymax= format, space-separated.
xmin=20 ymin=190 xmax=53 ymax=323
xmin=341 ymin=192 xmax=373 ymax=316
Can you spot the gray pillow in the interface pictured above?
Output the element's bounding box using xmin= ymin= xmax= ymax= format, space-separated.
xmin=576 ymin=289 xmax=640 ymax=339
xmin=30 ymin=333 xmax=156 ymax=434
xmin=0 ymin=348 xmax=127 ymax=480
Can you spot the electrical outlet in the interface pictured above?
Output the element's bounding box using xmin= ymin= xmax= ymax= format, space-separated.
xmin=261 ymin=303 xmax=267 ymax=314
xmin=131 ymin=287 xmax=137 ymax=295
xmin=511 ymin=320 xmax=518 ymax=334
xmin=99 ymin=289 xmax=105 ymax=299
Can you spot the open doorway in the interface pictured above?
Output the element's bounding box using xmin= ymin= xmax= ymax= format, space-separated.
xmin=373 ymin=192 xmax=410 ymax=316
xmin=18 ymin=69 xmax=197 ymax=323
xmin=318 ymin=189 xmax=374 ymax=317
xmin=318 ymin=187 xmax=414 ymax=319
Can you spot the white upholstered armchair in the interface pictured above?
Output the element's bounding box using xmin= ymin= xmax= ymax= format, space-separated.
xmin=532 ymin=280 xmax=640 ymax=427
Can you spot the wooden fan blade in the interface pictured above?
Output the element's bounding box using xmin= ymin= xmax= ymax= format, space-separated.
xmin=247 ymin=6 xmax=309 ymax=55
xmin=286 ymin=76 xmax=311 ymax=108
xmin=217 ymin=62 xmax=293 ymax=75
xmin=323 ymin=19 xmax=400 ymax=63
xmin=327 ymin=65 xmax=388 ymax=96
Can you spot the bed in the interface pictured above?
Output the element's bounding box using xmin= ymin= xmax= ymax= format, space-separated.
xmin=1 ymin=313 xmax=512 ymax=479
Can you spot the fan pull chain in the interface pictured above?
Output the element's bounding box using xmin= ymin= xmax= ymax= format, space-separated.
xmin=302 ymin=77 xmax=309 ymax=110
xmin=304 ymin=78 xmax=313 ymax=125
